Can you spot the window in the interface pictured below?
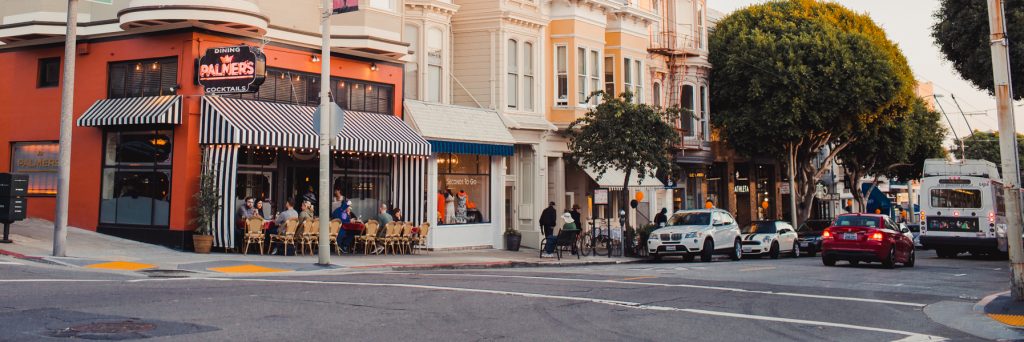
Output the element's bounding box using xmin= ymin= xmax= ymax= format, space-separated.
xmin=589 ymin=50 xmax=600 ymax=105
xmin=634 ymin=60 xmax=643 ymax=103
xmin=577 ymin=47 xmax=587 ymax=105
xmin=107 ymin=57 xmax=178 ymax=98
xmin=333 ymin=155 xmax=392 ymax=220
xmin=698 ymin=8 xmax=705 ymax=49
xmin=682 ymin=84 xmax=695 ymax=135
xmin=653 ymin=82 xmax=661 ymax=107
xmin=623 ymin=57 xmax=633 ymax=99
xmin=652 ymin=0 xmax=660 ymax=14
xmin=523 ymin=42 xmax=534 ymax=111
xmin=437 ymin=153 xmax=491 ymax=225
xmin=507 ymin=39 xmax=518 ymax=109
xmin=231 ymin=68 xmax=395 ymax=114
xmin=427 ymin=27 xmax=444 ymax=103
xmin=333 ymin=79 xmax=395 ymax=114
xmin=38 ymin=57 xmax=60 ymax=88
xmin=99 ymin=129 xmax=173 ymax=227
xmin=930 ymin=189 xmax=982 ymax=208
xmin=404 ymin=24 xmax=420 ymax=100
xmin=555 ymin=45 xmax=568 ymax=106
xmin=10 ymin=142 xmax=59 ymax=196
xmin=700 ymin=85 xmax=709 ymax=139
xmin=604 ymin=56 xmax=615 ymax=95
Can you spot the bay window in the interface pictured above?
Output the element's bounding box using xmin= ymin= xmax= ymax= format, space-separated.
xmin=555 ymin=45 xmax=568 ymax=106
xmin=523 ymin=42 xmax=534 ymax=111
xmin=589 ymin=50 xmax=600 ymax=105
xmin=577 ymin=47 xmax=587 ymax=105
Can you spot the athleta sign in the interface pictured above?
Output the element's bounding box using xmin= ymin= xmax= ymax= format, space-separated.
xmin=198 ymin=45 xmax=266 ymax=94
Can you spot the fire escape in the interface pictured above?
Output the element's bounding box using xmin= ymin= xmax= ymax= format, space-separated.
xmin=647 ymin=0 xmax=705 ymax=153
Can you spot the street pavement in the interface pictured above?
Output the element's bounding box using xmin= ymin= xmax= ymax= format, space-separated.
xmin=1 ymin=249 xmax=1021 ymax=341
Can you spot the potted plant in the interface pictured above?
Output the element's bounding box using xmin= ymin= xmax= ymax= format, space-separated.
xmin=190 ymin=164 xmax=222 ymax=254
xmin=504 ymin=227 xmax=522 ymax=251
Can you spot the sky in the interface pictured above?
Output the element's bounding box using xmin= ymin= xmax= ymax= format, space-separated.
xmin=710 ymin=0 xmax=1023 ymax=141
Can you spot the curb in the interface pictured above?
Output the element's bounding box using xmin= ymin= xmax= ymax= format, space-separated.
xmin=0 ymin=248 xmax=63 ymax=266
xmin=383 ymin=259 xmax=642 ymax=271
xmin=974 ymin=291 xmax=1009 ymax=313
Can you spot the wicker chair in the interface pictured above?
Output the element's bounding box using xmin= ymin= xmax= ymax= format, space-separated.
xmin=329 ymin=219 xmax=343 ymax=256
xmin=399 ymin=222 xmax=415 ymax=254
xmin=300 ymin=219 xmax=320 ymax=255
xmin=269 ymin=218 xmax=299 ymax=255
xmin=413 ymin=222 xmax=431 ymax=254
xmin=357 ymin=221 xmax=381 ymax=255
xmin=242 ymin=217 xmax=265 ymax=255
xmin=382 ymin=222 xmax=401 ymax=255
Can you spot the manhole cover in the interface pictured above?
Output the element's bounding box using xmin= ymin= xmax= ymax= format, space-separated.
xmin=51 ymin=320 xmax=156 ymax=340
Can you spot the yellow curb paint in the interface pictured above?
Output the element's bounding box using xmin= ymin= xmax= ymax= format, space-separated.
xmin=987 ymin=314 xmax=1024 ymax=327
xmin=84 ymin=261 xmax=156 ymax=271
xmin=208 ymin=264 xmax=291 ymax=274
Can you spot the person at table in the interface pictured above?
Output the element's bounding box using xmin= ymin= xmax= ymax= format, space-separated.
xmin=234 ymin=197 xmax=257 ymax=250
xmin=544 ymin=212 xmax=578 ymax=257
xmin=298 ymin=200 xmax=315 ymax=223
xmin=267 ymin=200 xmax=298 ymax=254
xmin=331 ymin=189 xmax=346 ymax=212
xmin=392 ymin=207 xmax=404 ymax=223
xmin=253 ymin=200 xmax=266 ymax=219
xmin=377 ymin=204 xmax=393 ymax=226
xmin=330 ymin=204 xmax=356 ymax=253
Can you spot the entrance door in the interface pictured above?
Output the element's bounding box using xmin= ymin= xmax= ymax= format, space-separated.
xmin=287 ymin=166 xmax=319 ymax=215
xmin=505 ymin=185 xmax=514 ymax=231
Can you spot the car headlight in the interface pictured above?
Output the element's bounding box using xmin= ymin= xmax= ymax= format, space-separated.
xmin=762 ymin=235 xmax=773 ymax=243
xmin=684 ymin=232 xmax=700 ymax=239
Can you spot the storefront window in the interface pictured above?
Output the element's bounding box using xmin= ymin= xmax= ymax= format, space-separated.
xmin=333 ymin=155 xmax=392 ymax=220
xmin=10 ymin=141 xmax=59 ymax=196
xmin=99 ymin=129 xmax=173 ymax=227
xmin=437 ymin=153 xmax=491 ymax=225
xmin=107 ymin=57 xmax=178 ymax=99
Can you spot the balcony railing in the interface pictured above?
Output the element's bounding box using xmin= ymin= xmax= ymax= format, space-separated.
xmin=648 ymin=31 xmax=701 ymax=57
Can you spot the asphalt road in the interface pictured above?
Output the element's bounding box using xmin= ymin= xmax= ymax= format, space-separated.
xmin=0 ymin=250 xmax=1018 ymax=341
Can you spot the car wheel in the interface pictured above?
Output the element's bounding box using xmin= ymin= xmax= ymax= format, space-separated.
xmin=822 ymin=256 xmax=836 ymax=266
xmin=882 ymin=247 xmax=896 ymax=269
xmin=792 ymin=241 xmax=800 ymax=258
xmin=700 ymin=239 xmax=714 ymax=262
xmin=769 ymin=242 xmax=780 ymax=259
xmin=905 ymin=248 xmax=915 ymax=267
xmin=683 ymin=254 xmax=695 ymax=262
xmin=730 ymin=239 xmax=742 ymax=261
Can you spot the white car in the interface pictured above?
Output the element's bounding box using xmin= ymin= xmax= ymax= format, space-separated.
xmin=647 ymin=209 xmax=742 ymax=262
xmin=740 ymin=221 xmax=800 ymax=259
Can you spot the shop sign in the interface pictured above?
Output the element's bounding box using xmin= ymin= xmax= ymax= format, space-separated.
xmin=198 ymin=45 xmax=266 ymax=94
xmin=445 ymin=177 xmax=481 ymax=187
xmin=734 ymin=185 xmax=750 ymax=194
xmin=780 ymin=182 xmax=790 ymax=195
xmin=688 ymin=172 xmax=706 ymax=179
xmin=594 ymin=188 xmax=609 ymax=205
xmin=10 ymin=142 xmax=58 ymax=196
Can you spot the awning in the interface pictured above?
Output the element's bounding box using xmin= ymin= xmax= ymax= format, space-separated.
xmin=583 ymin=166 xmax=665 ymax=190
xmin=76 ymin=95 xmax=182 ymax=127
xmin=404 ymin=100 xmax=514 ymax=156
xmin=200 ymin=96 xmax=430 ymax=156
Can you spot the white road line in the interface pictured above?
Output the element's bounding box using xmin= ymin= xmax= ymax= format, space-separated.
xmin=184 ymin=277 xmax=945 ymax=342
xmin=0 ymin=279 xmax=115 ymax=283
xmin=0 ymin=261 xmax=23 ymax=266
xmin=407 ymin=273 xmax=929 ymax=307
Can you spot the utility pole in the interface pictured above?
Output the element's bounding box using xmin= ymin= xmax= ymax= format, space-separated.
xmin=316 ymin=0 xmax=332 ymax=265
xmin=53 ymin=0 xmax=79 ymax=257
xmin=987 ymin=0 xmax=1024 ymax=301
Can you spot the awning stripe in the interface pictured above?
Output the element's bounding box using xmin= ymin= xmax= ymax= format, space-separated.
xmin=200 ymin=96 xmax=430 ymax=156
xmin=76 ymin=95 xmax=182 ymax=127
xmin=429 ymin=140 xmax=514 ymax=156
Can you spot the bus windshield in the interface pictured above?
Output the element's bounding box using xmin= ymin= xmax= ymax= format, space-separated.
xmin=930 ymin=189 xmax=982 ymax=208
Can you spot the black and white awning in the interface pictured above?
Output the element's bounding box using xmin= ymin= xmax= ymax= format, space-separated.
xmin=200 ymin=96 xmax=430 ymax=156
xmin=76 ymin=95 xmax=182 ymax=127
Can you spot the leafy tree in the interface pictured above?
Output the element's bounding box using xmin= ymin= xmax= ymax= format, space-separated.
xmin=709 ymin=0 xmax=917 ymax=225
xmin=933 ymin=0 xmax=1024 ymax=100
xmin=567 ymin=91 xmax=680 ymax=229
xmin=961 ymin=130 xmax=1024 ymax=181
xmin=839 ymin=99 xmax=948 ymax=211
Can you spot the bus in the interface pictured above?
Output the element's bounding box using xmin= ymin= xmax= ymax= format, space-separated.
xmin=919 ymin=159 xmax=1008 ymax=258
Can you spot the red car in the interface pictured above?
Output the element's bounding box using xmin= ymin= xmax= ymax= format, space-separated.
xmin=821 ymin=213 xmax=915 ymax=268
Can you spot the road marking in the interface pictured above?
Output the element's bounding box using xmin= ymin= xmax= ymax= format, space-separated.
xmin=411 ymin=273 xmax=928 ymax=307
xmin=207 ymin=264 xmax=290 ymax=274
xmin=622 ymin=276 xmax=657 ymax=281
xmin=952 ymin=274 xmax=967 ymax=277
xmin=84 ymin=261 xmax=156 ymax=271
xmin=739 ymin=266 xmax=776 ymax=272
xmin=0 ymin=261 xmax=23 ymax=266
xmin=194 ymin=277 xmax=944 ymax=341
xmin=987 ymin=313 xmax=1024 ymax=327
xmin=0 ymin=279 xmax=116 ymax=283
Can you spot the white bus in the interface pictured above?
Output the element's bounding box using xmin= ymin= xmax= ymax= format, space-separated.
xmin=919 ymin=159 xmax=1008 ymax=258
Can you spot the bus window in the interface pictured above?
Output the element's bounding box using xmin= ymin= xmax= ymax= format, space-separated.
xmin=995 ymin=187 xmax=1006 ymax=215
xmin=930 ymin=189 xmax=982 ymax=208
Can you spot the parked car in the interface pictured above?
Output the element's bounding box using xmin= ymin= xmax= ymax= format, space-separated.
xmin=821 ymin=213 xmax=915 ymax=268
xmin=647 ymin=209 xmax=742 ymax=262
xmin=740 ymin=221 xmax=800 ymax=259
xmin=904 ymin=223 xmax=923 ymax=248
xmin=797 ymin=219 xmax=832 ymax=257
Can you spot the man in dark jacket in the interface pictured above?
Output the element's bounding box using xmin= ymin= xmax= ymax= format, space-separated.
xmin=654 ymin=208 xmax=669 ymax=227
xmin=539 ymin=202 xmax=558 ymax=238
xmin=570 ymin=204 xmax=582 ymax=229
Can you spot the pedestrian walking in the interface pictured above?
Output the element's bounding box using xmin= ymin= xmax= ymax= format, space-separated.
xmin=540 ymin=201 xmax=557 ymax=246
xmin=654 ymin=208 xmax=668 ymax=227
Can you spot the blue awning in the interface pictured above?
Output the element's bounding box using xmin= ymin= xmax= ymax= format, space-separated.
xmin=429 ymin=140 xmax=513 ymax=156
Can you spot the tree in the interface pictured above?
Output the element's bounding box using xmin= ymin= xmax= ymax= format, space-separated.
xmin=567 ymin=91 xmax=680 ymax=230
xmin=933 ymin=0 xmax=1024 ymax=100
xmin=709 ymin=0 xmax=917 ymax=225
xmin=962 ymin=130 xmax=1024 ymax=181
xmin=839 ymin=99 xmax=948 ymax=211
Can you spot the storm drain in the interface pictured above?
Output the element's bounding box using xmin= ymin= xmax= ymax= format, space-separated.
xmin=50 ymin=320 xmax=156 ymax=340
xmin=139 ymin=269 xmax=197 ymax=278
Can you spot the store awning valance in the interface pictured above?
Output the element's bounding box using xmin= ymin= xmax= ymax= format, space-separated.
xmin=404 ymin=100 xmax=514 ymax=156
xmin=200 ymin=96 xmax=430 ymax=156
xmin=76 ymin=95 xmax=182 ymax=127
xmin=583 ymin=166 xmax=665 ymax=190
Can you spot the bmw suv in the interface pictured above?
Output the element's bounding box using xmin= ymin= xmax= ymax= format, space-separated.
xmin=647 ymin=209 xmax=742 ymax=262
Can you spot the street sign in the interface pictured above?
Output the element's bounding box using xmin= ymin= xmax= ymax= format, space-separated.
xmin=594 ymin=189 xmax=609 ymax=205
xmin=198 ymin=45 xmax=266 ymax=94
xmin=312 ymin=102 xmax=346 ymax=138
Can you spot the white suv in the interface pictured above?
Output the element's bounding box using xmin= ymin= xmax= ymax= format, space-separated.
xmin=647 ymin=209 xmax=743 ymax=262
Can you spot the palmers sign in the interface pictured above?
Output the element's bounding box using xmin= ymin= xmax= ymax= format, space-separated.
xmin=198 ymin=45 xmax=266 ymax=94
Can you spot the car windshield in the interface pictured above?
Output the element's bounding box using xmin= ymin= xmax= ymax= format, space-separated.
xmin=742 ymin=222 xmax=777 ymax=234
xmin=669 ymin=212 xmax=710 ymax=226
xmin=798 ymin=220 xmax=830 ymax=232
xmin=834 ymin=216 xmax=881 ymax=228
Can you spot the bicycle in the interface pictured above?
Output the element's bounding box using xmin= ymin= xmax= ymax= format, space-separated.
xmin=580 ymin=224 xmax=612 ymax=257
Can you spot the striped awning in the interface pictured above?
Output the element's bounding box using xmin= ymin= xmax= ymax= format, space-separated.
xmin=76 ymin=95 xmax=182 ymax=127
xmin=201 ymin=96 xmax=430 ymax=156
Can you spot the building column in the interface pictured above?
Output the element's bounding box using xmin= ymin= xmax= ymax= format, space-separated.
xmin=492 ymin=156 xmax=506 ymax=248
xmin=426 ymin=154 xmax=439 ymax=247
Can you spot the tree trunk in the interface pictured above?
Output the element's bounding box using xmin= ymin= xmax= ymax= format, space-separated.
xmin=622 ymin=168 xmax=632 ymax=230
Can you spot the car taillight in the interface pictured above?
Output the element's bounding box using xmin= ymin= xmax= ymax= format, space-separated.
xmin=822 ymin=229 xmax=832 ymax=239
xmin=869 ymin=232 xmax=884 ymax=241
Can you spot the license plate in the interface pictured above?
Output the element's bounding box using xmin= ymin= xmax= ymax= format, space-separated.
xmin=665 ymin=245 xmax=676 ymax=251
xmin=843 ymin=233 xmax=857 ymax=240
xmin=799 ymin=242 xmax=809 ymax=247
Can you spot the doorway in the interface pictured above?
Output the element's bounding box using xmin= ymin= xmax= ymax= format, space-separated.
xmin=286 ymin=166 xmax=319 ymax=215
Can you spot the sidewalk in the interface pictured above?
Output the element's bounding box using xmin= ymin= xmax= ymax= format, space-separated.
xmin=980 ymin=291 xmax=1024 ymax=328
xmin=0 ymin=219 xmax=640 ymax=275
